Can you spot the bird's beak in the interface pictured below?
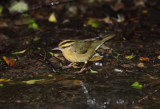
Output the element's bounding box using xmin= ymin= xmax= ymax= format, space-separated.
xmin=52 ymin=47 xmax=60 ymax=50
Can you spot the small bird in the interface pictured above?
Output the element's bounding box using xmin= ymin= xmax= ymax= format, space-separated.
xmin=53 ymin=34 xmax=115 ymax=73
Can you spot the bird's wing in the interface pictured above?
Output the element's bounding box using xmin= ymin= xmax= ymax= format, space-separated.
xmin=74 ymin=40 xmax=93 ymax=54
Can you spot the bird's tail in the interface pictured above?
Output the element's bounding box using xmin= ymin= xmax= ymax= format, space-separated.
xmin=102 ymin=34 xmax=116 ymax=42
xmin=94 ymin=34 xmax=116 ymax=51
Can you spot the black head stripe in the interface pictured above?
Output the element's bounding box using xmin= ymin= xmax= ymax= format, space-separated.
xmin=61 ymin=44 xmax=74 ymax=49
xmin=59 ymin=40 xmax=75 ymax=46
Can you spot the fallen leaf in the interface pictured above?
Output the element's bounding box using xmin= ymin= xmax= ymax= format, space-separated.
xmin=86 ymin=18 xmax=99 ymax=28
xmin=49 ymin=52 xmax=54 ymax=56
xmin=0 ymin=79 xmax=10 ymax=83
xmin=9 ymin=0 xmax=28 ymax=13
xmin=48 ymin=13 xmax=57 ymax=23
xmin=125 ymin=54 xmax=135 ymax=59
xmin=131 ymin=81 xmax=143 ymax=90
xmin=103 ymin=17 xmax=113 ymax=24
xmin=2 ymin=56 xmax=15 ymax=67
xmin=139 ymin=57 xmax=150 ymax=62
xmin=0 ymin=5 xmax=3 ymax=16
xmin=147 ymin=74 xmax=159 ymax=80
xmin=73 ymin=80 xmax=81 ymax=85
xmin=111 ymin=1 xmax=124 ymax=11
xmin=90 ymin=69 xmax=98 ymax=73
xmin=0 ymin=84 xmax=3 ymax=87
xmin=138 ymin=62 xmax=144 ymax=68
xmin=12 ymin=49 xmax=26 ymax=55
xmin=134 ymin=0 xmax=146 ymax=7
xmin=33 ymin=36 xmax=40 ymax=41
xmin=22 ymin=79 xmax=43 ymax=84
xmin=16 ymin=100 xmax=22 ymax=103
xmin=67 ymin=6 xmax=77 ymax=17
xmin=48 ymin=74 xmax=53 ymax=77
xmin=142 ymin=10 xmax=148 ymax=14
xmin=89 ymin=53 xmax=103 ymax=61
xmin=23 ymin=14 xmax=39 ymax=30
xmin=114 ymin=68 xmax=123 ymax=73
xmin=37 ymin=47 xmax=41 ymax=50
xmin=73 ymin=65 xmax=81 ymax=68
xmin=28 ymin=22 xmax=39 ymax=29
xmin=59 ymin=63 xmax=63 ymax=67
xmin=89 ymin=56 xmax=103 ymax=61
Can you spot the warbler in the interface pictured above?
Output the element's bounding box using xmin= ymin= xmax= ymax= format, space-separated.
xmin=53 ymin=34 xmax=115 ymax=73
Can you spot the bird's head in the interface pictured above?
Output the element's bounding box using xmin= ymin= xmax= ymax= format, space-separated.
xmin=52 ymin=40 xmax=75 ymax=52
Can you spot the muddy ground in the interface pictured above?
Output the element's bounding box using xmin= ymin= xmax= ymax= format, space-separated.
xmin=0 ymin=0 xmax=160 ymax=109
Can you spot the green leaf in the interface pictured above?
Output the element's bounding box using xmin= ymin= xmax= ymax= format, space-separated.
xmin=87 ymin=19 xmax=99 ymax=28
xmin=114 ymin=68 xmax=123 ymax=73
xmin=27 ymin=18 xmax=35 ymax=23
xmin=125 ymin=54 xmax=135 ymax=59
xmin=73 ymin=65 xmax=81 ymax=68
xmin=23 ymin=13 xmax=29 ymax=17
xmin=9 ymin=0 xmax=28 ymax=13
xmin=90 ymin=69 xmax=98 ymax=73
xmin=12 ymin=49 xmax=26 ymax=55
xmin=33 ymin=36 xmax=40 ymax=41
xmin=60 ymin=63 xmax=63 ymax=67
xmin=48 ymin=74 xmax=53 ymax=77
xmin=22 ymin=14 xmax=39 ymax=30
xmin=0 ymin=5 xmax=3 ymax=15
xmin=0 ymin=79 xmax=10 ymax=82
xmin=131 ymin=81 xmax=143 ymax=90
xmin=48 ymin=13 xmax=57 ymax=23
xmin=23 ymin=16 xmax=35 ymax=23
xmin=67 ymin=6 xmax=77 ymax=17
xmin=0 ymin=84 xmax=3 ymax=87
xmin=49 ymin=52 xmax=54 ymax=56
xmin=37 ymin=47 xmax=41 ymax=50
xmin=22 ymin=79 xmax=43 ymax=85
xmin=28 ymin=23 xmax=39 ymax=29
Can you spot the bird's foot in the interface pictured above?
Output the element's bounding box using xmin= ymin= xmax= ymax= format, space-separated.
xmin=62 ymin=63 xmax=76 ymax=69
xmin=74 ymin=62 xmax=87 ymax=73
xmin=74 ymin=67 xmax=86 ymax=73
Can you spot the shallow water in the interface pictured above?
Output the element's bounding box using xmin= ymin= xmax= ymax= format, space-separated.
xmin=0 ymin=73 xmax=159 ymax=109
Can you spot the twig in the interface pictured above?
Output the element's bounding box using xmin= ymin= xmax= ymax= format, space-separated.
xmin=138 ymin=89 xmax=158 ymax=103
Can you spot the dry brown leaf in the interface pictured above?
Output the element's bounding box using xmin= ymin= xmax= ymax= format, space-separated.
xmin=2 ymin=56 xmax=15 ymax=67
xmin=111 ymin=2 xmax=124 ymax=11
xmin=139 ymin=57 xmax=150 ymax=62
xmin=103 ymin=17 xmax=113 ymax=24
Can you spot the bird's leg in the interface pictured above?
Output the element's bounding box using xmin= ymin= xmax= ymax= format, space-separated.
xmin=62 ymin=62 xmax=76 ymax=69
xmin=74 ymin=61 xmax=87 ymax=73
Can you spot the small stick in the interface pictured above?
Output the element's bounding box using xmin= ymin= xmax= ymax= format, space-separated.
xmin=138 ymin=89 xmax=158 ymax=103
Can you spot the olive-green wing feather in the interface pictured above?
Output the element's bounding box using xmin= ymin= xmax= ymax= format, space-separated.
xmin=74 ymin=34 xmax=115 ymax=54
xmin=74 ymin=40 xmax=93 ymax=54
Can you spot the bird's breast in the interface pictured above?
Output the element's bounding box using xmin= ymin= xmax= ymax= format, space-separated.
xmin=62 ymin=50 xmax=91 ymax=63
